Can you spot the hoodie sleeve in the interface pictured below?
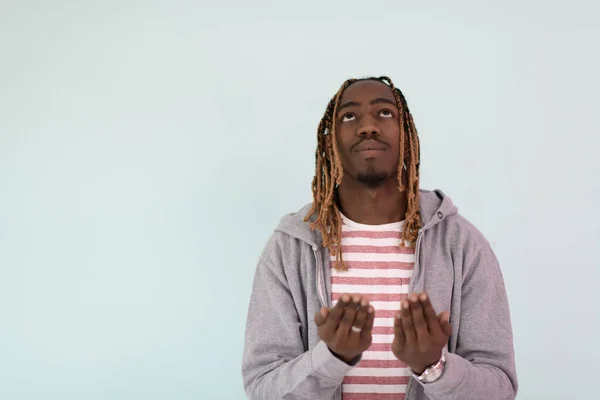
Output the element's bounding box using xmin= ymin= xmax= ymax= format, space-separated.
xmin=241 ymin=235 xmax=355 ymax=400
xmin=418 ymin=243 xmax=518 ymax=400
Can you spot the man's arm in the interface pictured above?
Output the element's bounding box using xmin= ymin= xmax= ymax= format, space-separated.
xmin=419 ymin=243 xmax=518 ymax=400
xmin=241 ymin=235 xmax=355 ymax=400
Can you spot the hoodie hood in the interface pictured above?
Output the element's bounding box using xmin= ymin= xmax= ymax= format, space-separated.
xmin=275 ymin=189 xmax=459 ymax=246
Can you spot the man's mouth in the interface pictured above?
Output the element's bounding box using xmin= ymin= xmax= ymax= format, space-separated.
xmin=355 ymin=144 xmax=387 ymax=152
xmin=354 ymin=139 xmax=388 ymax=153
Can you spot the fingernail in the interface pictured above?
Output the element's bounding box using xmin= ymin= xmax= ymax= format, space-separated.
xmin=396 ymin=313 xmax=401 ymax=319
xmin=341 ymin=295 xmax=349 ymax=302
xmin=353 ymin=295 xmax=361 ymax=303
xmin=368 ymin=306 xmax=374 ymax=314
xmin=361 ymin=299 xmax=368 ymax=307
xmin=420 ymin=293 xmax=427 ymax=301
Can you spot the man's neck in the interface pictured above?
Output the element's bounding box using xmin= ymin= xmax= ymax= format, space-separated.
xmin=336 ymin=178 xmax=407 ymax=225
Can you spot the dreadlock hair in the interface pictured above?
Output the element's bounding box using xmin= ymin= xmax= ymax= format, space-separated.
xmin=304 ymin=76 xmax=422 ymax=271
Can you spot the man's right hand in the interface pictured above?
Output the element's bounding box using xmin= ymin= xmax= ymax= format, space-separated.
xmin=313 ymin=294 xmax=375 ymax=364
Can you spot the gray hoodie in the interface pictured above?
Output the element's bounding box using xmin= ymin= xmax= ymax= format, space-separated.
xmin=242 ymin=189 xmax=518 ymax=400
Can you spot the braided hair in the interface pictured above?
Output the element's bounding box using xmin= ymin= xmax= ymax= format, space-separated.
xmin=304 ymin=76 xmax=422 ymax=271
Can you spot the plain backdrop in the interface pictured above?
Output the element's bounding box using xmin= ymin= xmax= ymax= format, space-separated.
xmin=1 ymin=1 xmax=599 ymax=399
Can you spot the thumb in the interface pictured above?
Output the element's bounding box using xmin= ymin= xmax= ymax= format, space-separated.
xmin=437 ymin=311 xmax=452 ymax=336
xmin=314 ymin=307 xmax=329 ymax=326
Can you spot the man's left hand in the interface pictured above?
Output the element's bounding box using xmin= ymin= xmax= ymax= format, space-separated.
xmin=391 ymin=292 xmax=452 ymax=374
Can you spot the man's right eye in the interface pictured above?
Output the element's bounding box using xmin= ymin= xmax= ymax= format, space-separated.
xmin=341 ymin=113 xmax=356 ymax=122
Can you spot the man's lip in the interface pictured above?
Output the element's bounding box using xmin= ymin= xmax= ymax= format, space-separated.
xmin=355 ymin=145 xmax=387 ymax=152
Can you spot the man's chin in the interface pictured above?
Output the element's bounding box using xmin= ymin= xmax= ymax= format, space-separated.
xmin=356 ymin=171 xmax=390 ymax=188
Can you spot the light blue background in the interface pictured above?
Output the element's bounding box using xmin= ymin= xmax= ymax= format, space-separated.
xmin=1 ymin=1 xmax=598 ymax=399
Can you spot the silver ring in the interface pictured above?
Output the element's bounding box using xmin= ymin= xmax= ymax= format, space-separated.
xmin=351 ymin=325 xmax=362 ymax=333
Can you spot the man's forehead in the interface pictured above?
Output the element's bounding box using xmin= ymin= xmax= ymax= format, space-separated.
xmin=340 ymin=80 xmax=395 ymax=102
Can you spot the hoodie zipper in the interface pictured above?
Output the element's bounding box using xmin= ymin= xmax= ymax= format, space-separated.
xmin=408 ymin=228 xmax=425 ymax=292
xmin=312 ymin=246 xmax=327 ymax=308
xmin=406 ymin=228 xmax=425 ymax=399
xmin=313 ymin=245 xmax=340 ymax=399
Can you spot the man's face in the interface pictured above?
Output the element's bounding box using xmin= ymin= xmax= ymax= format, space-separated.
xmin=335 ymin=80 xmax=402 ymax=188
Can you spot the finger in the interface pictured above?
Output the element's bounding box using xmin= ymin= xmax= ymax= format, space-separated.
xmin=361 ymin=305 xmax=375 ymax=335
xmin=353 ymin=299 xmax=370 ymax=329
xmin=394 ymin=311 xmax=405 ymax=347
xmin=337 ymin=295 xmax=361 ymax=336
xmin=350 ymin=298 xmax=370 ymax=335
xmin=409 ymin=293 xmax=429 ymax=340
xmin=328 ymin=294 xmax=350 ymax=324
xmin=314 ymin=307 xmax=329 ymax=327
xmin=400 ymin=299 xmax=417 ymax=345
xmin=321 ymin=295 xmax=349 ymax=339
xmin=419 ymin=292 xmax=442 ymax=336
xmin=438 ymin=311 xmax=452 ymax=337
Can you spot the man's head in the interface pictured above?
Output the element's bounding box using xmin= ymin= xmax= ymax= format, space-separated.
xmin=305 ymin=76 xmax=422 ymax=270
xmin=335 ymin=79 xmax=402 ymax=188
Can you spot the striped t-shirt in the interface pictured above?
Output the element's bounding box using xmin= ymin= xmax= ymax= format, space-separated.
xmin=331 ymin=213 xmax=415 ymax=400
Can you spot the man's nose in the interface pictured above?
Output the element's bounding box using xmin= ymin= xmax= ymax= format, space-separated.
xmin=357 ymin=118 xmax=380 ymax=137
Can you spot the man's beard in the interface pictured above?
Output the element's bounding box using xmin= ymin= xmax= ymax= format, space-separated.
xmin=356 ymin=167 xmax=390 ymax=189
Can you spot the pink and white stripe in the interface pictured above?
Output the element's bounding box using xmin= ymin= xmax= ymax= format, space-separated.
xmin=331 ymin=215 xmax=415 ymax=400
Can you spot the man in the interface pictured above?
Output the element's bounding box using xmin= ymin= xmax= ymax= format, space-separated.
xmin=242 ymin=76 xmax=518 ymax=399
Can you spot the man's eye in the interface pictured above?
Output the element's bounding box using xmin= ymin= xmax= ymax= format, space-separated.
xmin=379 ymin=110 xmax=394 ymax=118
xmin=341 ymin=113 xmax=356 ymax=122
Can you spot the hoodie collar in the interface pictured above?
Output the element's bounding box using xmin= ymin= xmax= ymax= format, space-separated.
xmin=275 ymin=189 xmax=458 ymax=247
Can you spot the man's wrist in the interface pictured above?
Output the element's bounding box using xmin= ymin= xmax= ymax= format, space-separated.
xmin=410 ymin=356 xmax=441 ymax=375
xmin=411 ymin=350 xmax=446 ymax=384
xmin=328 ymin=347 xmax=355 ymax=364
xmin=410 ymin=365 xmax=427 ymax=375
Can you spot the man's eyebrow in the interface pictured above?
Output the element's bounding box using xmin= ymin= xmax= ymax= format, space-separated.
xmin=337 ymin=97 xmax=397 ymax=112
xmin=338 ymin=101 xmax=360 ymax=112
xmin=370 ymin=97 xmax=397 ymax=107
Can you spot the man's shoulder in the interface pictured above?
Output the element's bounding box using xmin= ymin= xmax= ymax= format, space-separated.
xmin=420 ymin=189 xmax=490 ymax=249
xmin=272 ymin=202 xmax=319 ymax=247
xmin=441 ymin=209 xmax=491 ymax=252
xmin=278 ymin=203 xmax=314 ymax=225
